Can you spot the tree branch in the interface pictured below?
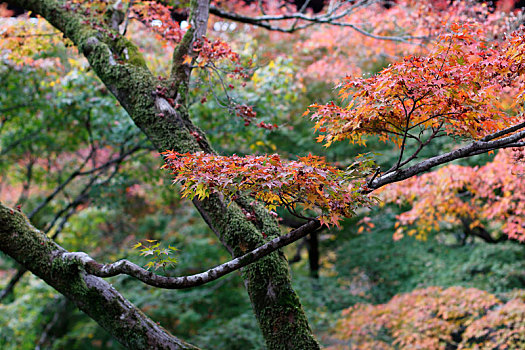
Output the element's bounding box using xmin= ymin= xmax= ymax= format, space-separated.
xmin=368 ymin=126 xmax=525 ymax=191
xmin=27 ymin=148 xmax=95 ymax=218
xmin=481 ymin=121 xmax=525 ymax=142
xmin=62 ymin=219 xmax=321 ymax=289
xmin=0 ymin=201 xmax=198 ymax=349
xmin=5 ymin=1 xmax=321 ymax=347
xmin=460 ymin=216 xmax=508 ymax=244
xmin=1 ymin=146 xmax=141 ymax=301
xmin=171 ymin=0 xmax=210 ymax=81
xmin=209 ymin=2 xmax=427 ymax=43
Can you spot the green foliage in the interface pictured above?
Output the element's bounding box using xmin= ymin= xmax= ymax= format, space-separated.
xmin=0 ymin=279 xmax=54 ymax=349
xmin=132 ymin=240 xmax=179 ymax=271
xmin=191 ymin=312 xmax=265 ymax=350
xmin=336 ymin=206 xmax=525 ymax=303
xmin=3 ymin=3 xmax=525 ymax=349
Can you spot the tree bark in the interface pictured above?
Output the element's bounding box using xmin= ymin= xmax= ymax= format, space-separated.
xmin=5 ymin=0 xmax=320 ymax=348
xmin=0 ymin=202 xmax=198 ymax=350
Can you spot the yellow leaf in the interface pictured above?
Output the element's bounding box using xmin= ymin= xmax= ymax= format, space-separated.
xmin=182 ymin=55 xmax=192 ymax=65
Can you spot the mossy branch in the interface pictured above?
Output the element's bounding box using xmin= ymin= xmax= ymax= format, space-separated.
xmin=4 ymin=1 xmax=322 ymax=348
xmin=63 ymin=219 xmax=321 ymax=289
xmin=171 ymin=0 xmax=210 ymax=81
xmin=0 ymin=202 xmax=198 ymax=350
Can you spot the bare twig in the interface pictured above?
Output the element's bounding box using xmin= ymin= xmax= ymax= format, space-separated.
xmin=27 ymin=148 xmax=95 ymax=219
xmin=209 ymin=2 xmax=427 ymax=43
xmin=0 ymin=145 xmax=143 ymax=301
xmin=121 ymin=0 xmax=135 ymax=36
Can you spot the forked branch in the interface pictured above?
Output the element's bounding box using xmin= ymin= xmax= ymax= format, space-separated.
xmin=369 ymin=125 xmax=525 ymax=191
xmin=209 ymin=1 xmax=426 ymax=43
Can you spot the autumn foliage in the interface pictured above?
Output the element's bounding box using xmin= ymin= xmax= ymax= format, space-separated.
xmin=5 ymin=0 xmax=525 ymax=347
xmin=131 ymin=1 xmax=187 ymax=43
xmin=382 ymin=148 xmax=525 ymax=241
xmin=158 ymin=10 xmax=525 ymax=236
xmin=331 ymin=286 xmax=525 ymax=350
xmin=294 ymin=0 xmax=517 ymax=83
xmin=309 ymin=23 xmax=525 ymax=148
xmin=162 ymin=151 xmax=375 ymax=226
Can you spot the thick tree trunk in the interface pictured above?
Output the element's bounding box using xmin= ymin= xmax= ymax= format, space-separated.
xmin=0 ymin=202 xmax=198 ymax=350
xmin=5 ymin=0 xmax=320 ymax=348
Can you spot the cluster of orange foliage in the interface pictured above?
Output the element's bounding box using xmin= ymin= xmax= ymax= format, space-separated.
xmin=383 ymin=148 xmax=525 ymax=241
xmin=332 ymin=286 xmax=525 ymax=350
xmin=308 ymin=23 xmax=525 ymax=147
xmin=301 ymin=17 xmax=525 ymax=242
xmin=162 ymin=151 xmax=376 ymax=226
xmin=158 ymin=3 xmax=525 ymax=231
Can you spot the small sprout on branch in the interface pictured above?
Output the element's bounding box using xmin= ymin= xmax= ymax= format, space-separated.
xmin=132 ymin=240 xmax=179 ymax=271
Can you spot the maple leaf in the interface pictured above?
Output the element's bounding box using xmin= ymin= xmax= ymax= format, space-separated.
xmin=182 ymin=55 xmax=192 ymax=65
xmin=307 ymin=23 xmax=525 ymax=147
xmin=382 ymin=148 xmax=525 ymax=241
xmin=161 ymin=151 xmax=376 ymax=227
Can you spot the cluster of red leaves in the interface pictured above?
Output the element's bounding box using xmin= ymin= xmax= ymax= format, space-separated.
xmin=331 ymin=286 xmax=516 ymax=350
xmin=308 ymin=23 xmax=525 ymax=147
xmin=234 ymin=104 xmax=257 ymax=126
xmin=382 ymin=148 xmax=525 ymax=241
xmin=131 ymin=1 xmax=186 ymax=43
xmin=161 ymin=151 xmax=375 ymax=226
xmin=186 ymin=36 xmax=253 ymax=82
xmin=257 ymin=121 xmax=277 ymax=130
xmin=232 ymin=104 xmax=277 ymax=130
xmin=191 ymin=37 xmax=239 ymax=67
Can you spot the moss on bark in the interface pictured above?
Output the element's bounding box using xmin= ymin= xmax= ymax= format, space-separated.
xmin=0 ymin=203 xmax=198 ymax=349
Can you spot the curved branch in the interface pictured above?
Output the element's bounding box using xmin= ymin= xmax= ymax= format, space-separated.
xmin=460 ymin=216 xmax=508 ymax=244
xmin=63 ymin=219 xmax=321 ymax=289
xmin=0 ymin=202 xmax=198 ymax=349
xmin=209 ymin=3 xmax=427 ymax=43
xmin=6 ymin=1 xmax=322 ymax=347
